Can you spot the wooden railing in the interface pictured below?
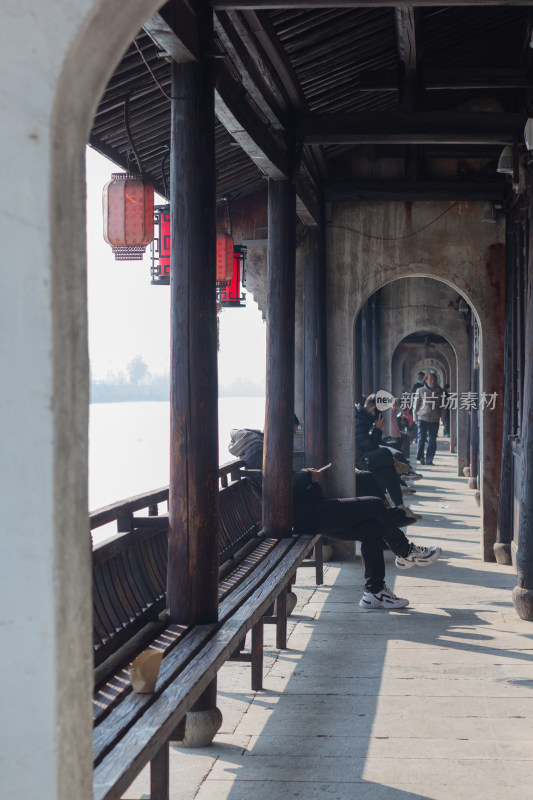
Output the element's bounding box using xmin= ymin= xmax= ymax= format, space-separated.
xmin=90 ymin=458 xmax=245 ymax=535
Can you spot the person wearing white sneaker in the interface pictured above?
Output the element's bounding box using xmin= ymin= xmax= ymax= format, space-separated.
xmin=395 ymin=543 xmax=442 ymax=570
xmin=359 ymin=585 xmax=409 ymax=609
xmin=291 ymin=479 xmax=442 ymax=610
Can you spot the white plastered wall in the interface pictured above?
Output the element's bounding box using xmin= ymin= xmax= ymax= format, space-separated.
xmin=0 ymin=1 xmax=165 ymax=797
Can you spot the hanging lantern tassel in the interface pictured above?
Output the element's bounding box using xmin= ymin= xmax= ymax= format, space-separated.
xmin=103 ymin=173 xmax=154 ymax=260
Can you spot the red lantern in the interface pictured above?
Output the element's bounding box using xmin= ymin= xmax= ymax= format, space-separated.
xmin=103 ymin=173 xmax=154 ymax=260
xmin=216 ymin=231 xmax=235 ymax=283
xmin=158 ymin=208 xmax=171 ymax=278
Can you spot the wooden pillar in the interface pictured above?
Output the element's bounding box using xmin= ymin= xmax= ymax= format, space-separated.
xmin=263 ymin=179 xmax=296 ymax=539
xmin=355 ymin=312 xmax=363 ymax=404
xmin=304 ymin=229 xmax=328 ymax=470
xmin=167 ymin=24 xmax=219 ymax=626
xmin=469 ymin=334 xmax=479 ymax=491
xmin=495 ymin=214 xmax=515 ymax=564
xmin=513 ymin=186 xmax=533 ymax=619
xmin=361 ymin=302 xmax=373 ymax=398
xmin=372 ymin=292 xmax=381 ymax=391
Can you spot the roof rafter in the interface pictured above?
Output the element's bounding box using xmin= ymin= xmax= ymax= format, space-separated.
xmin=143 ymin=2 xmax=321 ymax=224
xmin=212 ymin=1 xmax=533 ymax=9
xmin=297 ymin=111 xmax=526 ymax=145
xmin=357 ymin=68 xmax=532 ymax=91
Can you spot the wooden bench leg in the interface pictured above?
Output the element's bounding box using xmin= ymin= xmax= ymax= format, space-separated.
xmin=276 ymin=588 xmax=287 ymax=649
xmin=150 ymin=741 xmax=169 ymax=800
xmin=251 ymin=619 xmax=264 ymax=691
xmin=314 ymin=538 xmax=324 ymax=585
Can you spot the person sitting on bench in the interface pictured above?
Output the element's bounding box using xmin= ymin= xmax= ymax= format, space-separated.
xmin=355 ymin=395 xmax=420 ymax=522
xmin=230 ymin=417 xmax=442 ymax=610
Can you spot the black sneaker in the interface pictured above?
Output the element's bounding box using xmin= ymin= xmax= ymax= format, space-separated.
xmin=389 ymin=508 xmax=417 ymax=527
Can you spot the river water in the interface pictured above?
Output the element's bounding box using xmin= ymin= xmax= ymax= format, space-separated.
xmin=89 ymin=397 xmax=266 ymax=514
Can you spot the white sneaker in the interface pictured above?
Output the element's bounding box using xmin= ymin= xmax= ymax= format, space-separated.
xmin=395 ymin=543 xmax=442 ymax=570
xmin=359 ymin=585 xmax=409 ymax=609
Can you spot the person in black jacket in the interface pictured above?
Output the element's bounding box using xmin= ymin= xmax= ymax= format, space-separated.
xmin=355 ymin=395 xmax=418 ymax=522
xmin=291 ymin=467 xmax=441 ymax=608
xmin=233 ymin=417 xmax=441 ymax=609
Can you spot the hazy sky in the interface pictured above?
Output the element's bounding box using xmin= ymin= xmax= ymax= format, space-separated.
xmin=86 ymin=147 xmax=266 ymax=390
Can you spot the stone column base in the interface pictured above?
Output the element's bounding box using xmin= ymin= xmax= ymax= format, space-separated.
xmin=170 ymin=707 xmax=223 ymax=748
xmin=322 ymin=543 xmax=334 ymax=561
xmin=474 ymin=490 xmax=480 ymax=507
xmin=286 ymin=590 xmax=297 ymax=616
xmin=463 ymin=466 xmax=471 ymax=477
xmin=468 ymin=477 xmax=477 ymax=490
xmin=493 ymin=542 xmax=512 ymax=565
xmin=274 ymin=590 xmax=298 ymax=616
xmin=512 ymin=586 xmax=533 ymax=621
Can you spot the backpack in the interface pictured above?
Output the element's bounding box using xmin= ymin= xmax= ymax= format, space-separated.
xmin=228 ymin=428 xmax=264 ymax=457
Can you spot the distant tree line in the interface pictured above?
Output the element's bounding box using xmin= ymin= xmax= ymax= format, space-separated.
xmin=90 ymin=356 xmax=265 ymax=403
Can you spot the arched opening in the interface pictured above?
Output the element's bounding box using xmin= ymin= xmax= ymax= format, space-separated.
xmin=353 ymin=275 xmax=487 ymax=547
xmin=46 ymin=2 xmax=186 ymax=794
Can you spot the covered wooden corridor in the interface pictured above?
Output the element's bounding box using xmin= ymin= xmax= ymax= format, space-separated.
xmin=5 ymin=2 xmax=533 ymax=799
xmin=123 ymin=440 xmax=533 ymax=800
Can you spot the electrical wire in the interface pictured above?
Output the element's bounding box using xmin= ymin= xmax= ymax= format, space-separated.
xmin=133 ymin=39 xmax=172 ymax=102
xmin=327 ymin=201 xmax=460 ymax=241
xmin=124 ymin=95 xmax=143 ymax=175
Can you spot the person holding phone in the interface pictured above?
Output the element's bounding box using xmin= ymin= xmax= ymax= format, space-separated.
xmin=233 ymin=415 xmax=442 ymax=609
xmin=355 ymin=395 xmax=419 ymax=522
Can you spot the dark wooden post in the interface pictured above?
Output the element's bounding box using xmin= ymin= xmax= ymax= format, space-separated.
xmin=263 ymin=179 xmax=296 ymax=539
xmin=372 ymin=292 xmax=381 ymax=392
xmin=304 ymin=229 xmax=328 ymax=470
xmin=355 ymin=312 xmax=363 ymax=405
xmin=361 ymin=302 xmax=373 ymax=398
xmin=513 ymin=184 xmax=533 ymax=619
xmin=468 ymin=349 xmax=479 ymax=490
xmin=168 ymin=21 xmax=219 ymax=627
xmin=495 ymin=213 xmax=515 ymax=564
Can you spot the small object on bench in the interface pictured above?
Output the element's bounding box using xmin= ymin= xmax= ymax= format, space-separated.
xmin=129 ymin=649 xmax=163 ymax=694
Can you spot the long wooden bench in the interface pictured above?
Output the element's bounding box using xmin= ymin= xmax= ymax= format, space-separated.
xmin=91 ymin=460 xmax=323 ymax=800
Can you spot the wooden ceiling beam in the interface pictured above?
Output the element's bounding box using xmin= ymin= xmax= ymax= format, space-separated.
xmin=326 ymin=179 xmax=509 ymax=202
xmin=214 ymin=11 xmax=287 ymax=129
xmin=215 ymin=70 xmax=289 ymax=180
xmin=213 ymin=0 xmax=533 ymax=8
xmin=143 ymin=1 xmax=198 ymax=63
xmin=142 ymin=2 xmax=320 ymax=223
xmin=298 ymin=111 xmax=526 ymax=145
xmin=357 ymin=68 xmax=531 ymax=91
xmin=394 ymin=7 xmax=420 ymax=113
xmin=241 ymin=9 xmax=329 ymax=181
xmin=215 ymin=71 xmax=321 ymax=224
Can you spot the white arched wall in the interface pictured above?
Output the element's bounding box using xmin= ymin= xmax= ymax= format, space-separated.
xmin=327 ymin=201 xmax=505 ymax=560
xmin=1 ymin=1 xmax=166 ymax=798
